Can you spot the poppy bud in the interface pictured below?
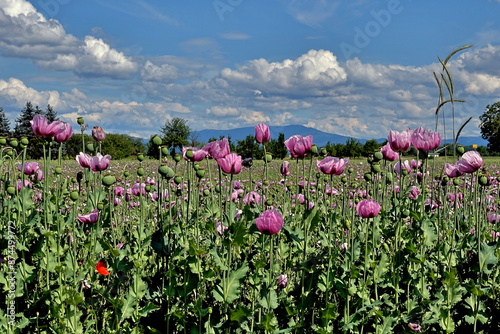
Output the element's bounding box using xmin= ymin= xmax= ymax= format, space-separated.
xmin=453 ymin=178 xmax=461 ymax=186
xmin=174 ymin=176 xmax=182 ymax=184
xmin=21 ymin=137 xmax=29 ymax=145
xmin=265 ymin=154 xmax=272 ymax=163
xmin=9 ymin=138 xmax=18 ymax=147
xmin=77 ymin=117 xmax=85 ymax=125
xmin=123 ymin=171 xmax=130 ymax=177
xmin=373 ymin=151 xmax=383 ymax=161
xmin=364 ymin=173 xmax=372 ymax=182
xmin=173 ymin=154 xmax=182 ymax=162
xmin=102 ymin=175 xmax=116 ymax=187
xmin=479 ymin=175 xmax=489 ymax=186
xmin=86 ymin=143 xmax=94 ymax=152
xmin=161 ymin=147 xmax=169 ymax=156
xmin=92 ymin=126 xmax=106 ymax=142
xmin=158 ymin=165 xmax=175 ymax=179
xmin=137 ymin=154 xmax=145 ymax=162
xmin=320 ymin=148 xmax=327 ymax=156
xmin=310 ymin=144 xmax=318 ymax=154
xmin=137 ymin=167 xmax=145 ymax=176
xmin=54 ymin=167 xmax=63 ymax=174
xmin=0 ymin=137 xmax=6 ymax=145
xmin=70 ymin=191 xmax=79 ymax=201
xmin=456 ymin=146 xmax=465 ymax=155
xmin=371 ymin=163 xmax=381 ymax=174
xmin=185 ymin=149 xmax=194 ymax=159
xmin=97 ymin=202 xmax=104 ymax=210
xmin=348 ymin=167 xmax=354 ymax=174
xmin=196 ymin=168 xmax=205 ymax=179
xmin=7 ymin=186 xmax=15 ymax=195
xmin=215 ymin=185 xmax=221 ymax=193
xmin=152 ymin=135 xmax=162 ymax=146
xmin=203 ymin=189 xmax=210 ymax=196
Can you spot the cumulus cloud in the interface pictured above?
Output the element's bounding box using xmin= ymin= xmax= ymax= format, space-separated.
xmin=141 ymin=60 xmax=179 ymax=82
xmin=219 ymin=49 xmax=347 ymax=97
xmin=0 ymin=77 xmax=60 ymax=107
xmin=206 ymin=106 xmax=240 ymax=117
xmin=0 ymin=0 xmax=137 ymax=79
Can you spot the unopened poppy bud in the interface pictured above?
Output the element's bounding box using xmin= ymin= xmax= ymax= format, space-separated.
xmin=265 ymin=154 xmax=272 ymax=163
xmin=137 ymin=167 xmax=145 ymax=176
xmin=196 ymin=168 xmax=205 ymax=179
xmin=92 ymin=126 xmax=106 ymax=142
xmin=371 ymin=163 xmax=381 ymax=173
xmin=320 ymin=148 xmax=327 ymax=156
xmin=102 ymin=175 xmax=116 ymax=186
xmin=310 ymin=144 xmax=318 ymax=154
xmin=77 ymin=117 xmax=85 ymax=125
xmin=364 ymin=173 xmax=372 ymax=182
xmin=0 ymin=137 xmax=6 ymax=145
xmin=69 ymin=191 xmax=79 ymax=201
xmin=152 ymin=135 xmax=162 ymax=146
xmin=456 ymin=146 xmax=465 ymax=155
xmin=158 ymin=165 xmax=175 ymax=179
xmin=203 ymin=189 xmax=210 ymax=196
xmin=453 ymin=178 xmax=461 ymax=186
xmin=6 ymin=148 xmax=14 ymax=156
xmin=145 ymin=185 xmax=151 ymax=192
xmin=54 ymin=167 xmax=63 ymax=174
xmin=173 ymin=154 xmax=182 ymax=162
xmin=402 ymin=209 xmax=410 ymax=217
xmin=373 ymin=151 xmax=383 ymax=161
xmin=9 ymin=138 xmax=18 ymax=147
xmin=348 ymin=167 xmax=354 ymax=174
xmin=7 ymin=186 xmax=15 ymax=195
xmin=174 ymin=176 xmax=182 ymax=184
xmin=123 ymin=171 xmax=130 ymax=177
xmin=21 ymin=137 xmax=29 ymax=145
xmin=86 ymin=143 xmax=94 ymax=152
xmin=215 ymin=185 xmax=221 ymax=193
xmin=185 ymin=149 xmax=194 ymax=159
xmin=341 ymin=176 xmax=348 ymax=183
xmin=97 ymin=202 xmax=104 ymax=210
xmin=137 ymin=154 xmax=145 ymax=162
xmin=161 ymin=147 xmax=169 ymax=156
xmin=479 ymin=175 xmax=489 ymax=186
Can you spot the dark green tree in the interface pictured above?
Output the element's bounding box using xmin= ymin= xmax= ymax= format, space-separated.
xmin=101 ymin=134 xmax=145 ymax=159
xmin=479 ymin=102 xmax=500 ymax=153
xmin=268 ymin=132 xmax=288 ymax=159
xmin=161 ymin=117 xmax=191 ymax=156
xmin=0 ymin=107 xmax=11 ymax=137
xmin=362 ymin=139 xmax=381 ymax=157
xmin=44 ymin=104 xmax=58 ymax=122
xmin=65 ymin=134 xmax=93 ymax=158
xmin=14 ymin=102 xmax=43 ymax=158
xmin=236 ymin=135 xmax=262 ymax=159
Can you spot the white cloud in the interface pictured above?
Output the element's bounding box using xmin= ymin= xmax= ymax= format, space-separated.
xmin=0 ymin=0 xmax=137 ymax=79
xmin=220 ymin=32 xmax=251 ymax=40
xmin=284 ymin=0 xmax=340 ymax=27
xmin=238 ymin=111 xmax=270 ymax=124
xmin=0 ymin=77 xmax=60 ymax=107
xmin=140 ymin=61 xmax=179 ymax=82
xmin=206 ymin=106 xmax=240 ymax=117
xmin=219 ymin=49 xmax=347 ymax=96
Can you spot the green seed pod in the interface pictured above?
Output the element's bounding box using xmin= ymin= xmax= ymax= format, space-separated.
xmin=69 ymin=191 xmax=79 ymax=201
xmin=196 ymin=168 xmax=205 ymax=179
xmin=145 ymin=185 xmax=151 ymax=192
xmin=341 ymin=176 xmax=348 ymax=183
xmin=264 ymin=154 xmax=272 ymax=163
xmin=185 ymin=149 xmax=194 ymax=159
xmin=124 ymin=171 xmax=130 ymax=178
xmin=203 ymin=189 xmax=210 ymax=196
xmin=102 ymin=175 xmax=116 ymax=187
xmin=161 ymin=147 xmax=169 ymax=156
xmin=137 ymin=154 xmax=145 ymax=162
xmin=54 ymin=167 xmax=63 ymax=175
xmin=152 ymin=135 xmax=162 ymax=146
xmin=20 ymin=137 xmax=29 ymax=145
xmin=6 ymin=149 xmax=14 ymax=156
xmin=310 ymin=144 xmax=318 ymax=154
xmin=385 ymin=172 xmax=393 ymax=182
xmin=479 ymin=175 xmax=489 ymax=186
xmin=320 ymin=148 xmax=327 ymax=156
xmin=453 ymin=178 xmax=461 ymax=186
xmin=0 ymin=137 xmax=6 ymax=145
xmin=345 ymin=219 xmax=351 ymax=230
xmin=86 ymin=143 xmax=94 ymax=152
xmin=263 ymin=180 xmax=270 ymax=186
xmin=97 ymin=202 xmax=104 ymax=210
xmin=373 ymin=151 xmax=383 ymax=162
xmin=364 ymin=173 xmax=372 ymax=182
xmin=137 ymin=167 xmax=145 ymax=176
xmin=77 ymin=117 xmax=85 ymax=125
xmin=158 ymin=165 xmax=175 ymax=179
xmin=456 ymin=146 xmax=465 ymax=155
xmin=371 ymin=163 xmax=381 ymax=174
xmin=266 ymin=199 xmax=273 ymax=206
xmin=348 ymin=167 xmax=354 ymax=174
xmin=215 ymin=184 xmax=221 ymax=193
xmin=174 ymin=176 xmax=183 ymax=185
xmin=9 ymin=138 xmax=18 ymax=147
xmin=173 ymin=154 xmax=182 ymax=162
xmin=7 ymin=186 xmax=15 ymax=195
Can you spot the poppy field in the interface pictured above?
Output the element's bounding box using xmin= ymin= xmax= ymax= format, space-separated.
xmin=1 ymin=121 xmax=500 ymax=334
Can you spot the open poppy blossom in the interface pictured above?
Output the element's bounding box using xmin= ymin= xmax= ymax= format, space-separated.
xmin=96 ymin=261 xmax=110 ymax=276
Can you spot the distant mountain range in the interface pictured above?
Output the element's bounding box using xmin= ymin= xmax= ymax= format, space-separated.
xmin=194 ymin=124 xmax=488 ymax=148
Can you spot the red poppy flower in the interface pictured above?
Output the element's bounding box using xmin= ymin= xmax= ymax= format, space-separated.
xmin=96 ymin=261 xmax=110 ymax=276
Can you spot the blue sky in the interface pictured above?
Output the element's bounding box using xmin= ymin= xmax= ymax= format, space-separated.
xmin=1 ymin=0 xmax=500 ymax=142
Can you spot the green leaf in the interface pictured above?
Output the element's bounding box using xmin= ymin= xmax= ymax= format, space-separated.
xmin=373 ymin=252 xmax=389 ymax=283
xmin=212 ymin=263 xmax=249 ymax=304
xmin=421 ymin=219 xmax=438 ymax=247
xmin=259 ymin=288 xmax=278 ymax=310
xmin=119 ymin=293 xmax=136 ymax=323
xmin=479 ymin=242 xmax=498 ymax=274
